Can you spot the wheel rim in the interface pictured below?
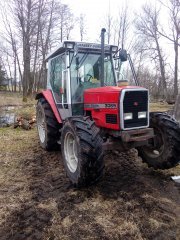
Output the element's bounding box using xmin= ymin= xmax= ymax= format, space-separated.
xmin=142 ymin=126 xmax=165 ymax=158
xmin=37 ymin=108 xmax=46 ymax=143
xmin=64 ymin=132 xmax=78 ymax=173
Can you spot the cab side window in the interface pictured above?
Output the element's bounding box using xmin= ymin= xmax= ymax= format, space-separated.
xmin=50 ymin=55 xmax=66 ymax=103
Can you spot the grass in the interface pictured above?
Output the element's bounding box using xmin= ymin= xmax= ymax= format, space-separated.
xmin=0 ymin=127 xmax=36 ymax=152
xmin=0 ymin=91 xmax=175 ymax=112
xmin=0 ymin=127 xmax=37 ymax=225
xmin=150 ymin=102 xmax=174 ymax=112
xmin=0 ymin=91 xmax=36 ymax=120
xmin=0 ymin=91 xmax=36 ymax=106
xmin=16 ymin=105 xmax=36 ymax=120
xmin=0 ymin=91 xmax=179 ymax=239
xmin=166 ymin=164 xmax=180 ymax=176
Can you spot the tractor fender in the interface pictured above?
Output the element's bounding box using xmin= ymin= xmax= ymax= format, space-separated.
xmin=35 ymin=90 xmax=62 ymax=123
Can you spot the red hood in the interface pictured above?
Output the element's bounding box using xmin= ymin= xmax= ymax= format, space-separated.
xmin=84 ymin=86 xmax=146 ymax=93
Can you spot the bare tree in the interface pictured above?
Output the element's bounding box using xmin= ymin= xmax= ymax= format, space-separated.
xmin=79 ymin=14 xmax=86 ymax=41
xmin=0 ymin=0 xmax=77 ymax=98
xmin=33 ymin=0 xmax=72 ymax=91
xmin=158 ymin=0 xmax=180 ymax=96
xmin=104 ymin=3 xmax=113 ymax=44
xmin=116 ymin=5 xmax=130 ymax=49
xmin=11 ymin=0 xmax=41 ymax=100
xmin=58 ymin=4 xmax=75 ymax=42
xmin=37 ymin=0 xmax=56 ymax=90
xmin=135 ymin=4 xmax=168 ymax=98
xmin=0 ymin=3 xmax=21 ymax=92
xmin=31 ymin=0 xmax=45 ymax=94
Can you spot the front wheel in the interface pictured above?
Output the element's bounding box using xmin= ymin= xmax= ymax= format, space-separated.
xmin=61 ymin=117 xmax=104 ymax=187
xmin=36 ymin=98 xmax=60 ymax=150
xmin=138 ymin=112 xmax=180 ymax=169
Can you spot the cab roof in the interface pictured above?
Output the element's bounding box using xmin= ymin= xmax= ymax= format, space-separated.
xmin=45 ymin=41 xmax=118 ymax=61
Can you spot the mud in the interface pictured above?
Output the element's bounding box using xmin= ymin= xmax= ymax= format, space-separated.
xmin=0 ymin=130 xmax=179 ymax=240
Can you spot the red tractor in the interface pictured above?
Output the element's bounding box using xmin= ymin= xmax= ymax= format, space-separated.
xmin=36 ymin=29 xmax=180 ymax=187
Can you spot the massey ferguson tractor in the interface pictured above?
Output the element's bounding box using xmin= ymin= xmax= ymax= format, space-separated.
xmin=36 ymin=29 xmax=180 ymax=187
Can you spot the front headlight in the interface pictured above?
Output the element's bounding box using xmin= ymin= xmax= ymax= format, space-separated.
xmin=111 ymin=46 xmax=118 ymax=53
xmin=124 ymin=113 xmax=133 ymax=120
xmin=138 ymin=111 xmax=147 ymax=119
xmin=64 ymin=42 xmax=74 ymax=49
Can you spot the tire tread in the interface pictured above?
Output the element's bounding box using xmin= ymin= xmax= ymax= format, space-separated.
xmin=138 ymin=112 xmax=180 ymax=169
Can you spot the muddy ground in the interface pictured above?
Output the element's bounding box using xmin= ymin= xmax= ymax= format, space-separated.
xmin=0 ymin=125 xmax=179 ymax=240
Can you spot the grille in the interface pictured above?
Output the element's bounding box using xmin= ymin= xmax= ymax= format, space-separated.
xmin=106 ymin=114 xmax=117 ymax=124
xmin=122 ymin=90 xmax=148 ymax=129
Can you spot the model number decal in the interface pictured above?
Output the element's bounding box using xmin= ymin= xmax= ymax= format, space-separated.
xmin=84 ymin=103 xmax=117 ymax=109
xmin=105 ymin=103 xmax=117 ymax=108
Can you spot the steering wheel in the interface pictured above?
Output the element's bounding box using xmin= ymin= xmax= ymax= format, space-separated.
xmin=86 ymin=74 xmax=93 ymax=81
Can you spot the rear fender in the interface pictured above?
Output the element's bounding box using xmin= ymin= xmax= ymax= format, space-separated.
xmin=36 ymin=90 xmax=62 ymax=123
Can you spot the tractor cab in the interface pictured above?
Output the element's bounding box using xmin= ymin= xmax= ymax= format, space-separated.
xmin=46 ymin=41 xmax=117 ymax=117
xmin=45 ymin=41 xmax=136 ymax=117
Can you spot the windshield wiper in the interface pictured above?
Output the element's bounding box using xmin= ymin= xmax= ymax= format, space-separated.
xmin=76 ymin=52 xmax=88 ymax=69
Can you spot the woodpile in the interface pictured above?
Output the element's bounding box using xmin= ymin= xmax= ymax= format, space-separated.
xmin=14 ymin=116 xmax=36 ymax=130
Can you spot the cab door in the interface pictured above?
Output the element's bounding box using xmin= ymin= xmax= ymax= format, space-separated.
xmin=49 ymin=53 xmax=72 ymax=119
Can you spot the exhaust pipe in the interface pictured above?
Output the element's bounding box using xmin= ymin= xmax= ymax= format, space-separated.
xmin=101 ymin=28 xmax=106 ymax=87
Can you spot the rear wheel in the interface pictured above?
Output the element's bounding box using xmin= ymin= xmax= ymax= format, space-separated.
xmin=36 ymin=98 xmax=60 ymax=150
xmin=61 ymin=117 xmax=104 ymax=187
xmin=138 ymin=112 xmax=180 ymax=169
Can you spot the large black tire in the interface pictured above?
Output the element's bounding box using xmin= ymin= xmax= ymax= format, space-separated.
xmin=138 ymin=112 xmax=180 ymax=169
xmin=36 ymin=98 xmax=60 ymax=151
xmin=61 ymin=117 xmax=104 ymax=187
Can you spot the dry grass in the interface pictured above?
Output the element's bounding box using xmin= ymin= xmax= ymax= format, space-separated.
xmin=0 ymin=91 xmax=36 ymax=106
xmin=150 ymin=102 xmax=174 ymax=112
xmin=0 ymin=126 xmax=179 ymax=239
xmin=0 ymin=92 xmax=179 ymax=240
xmin=15 ymin=105 xmax=36 ymax=120
xmin=165 ymin=164 xmax=180 ymax=176
xmin=0 ymin=127 xmax=37 ymax=225
xmin=0 ymin=91 xmax=36 ymax=122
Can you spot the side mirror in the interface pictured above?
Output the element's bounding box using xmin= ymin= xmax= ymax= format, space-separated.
xmin=119 ymin=49 xmax=127 ymax=62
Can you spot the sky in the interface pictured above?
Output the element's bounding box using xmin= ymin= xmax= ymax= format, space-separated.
xmin=60 ymin=0 xmax=174 ymax=65
xmin=62 ymin=0 xmax=150 ymax=42
xmin=0 ymin=0 xmax=175 ymax=75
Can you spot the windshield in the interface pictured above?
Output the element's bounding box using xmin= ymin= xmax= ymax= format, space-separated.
xmin=70 ymin=52 xmax=116 ymax=103
xmin=115 ymin=59 xmax=136 ymax=86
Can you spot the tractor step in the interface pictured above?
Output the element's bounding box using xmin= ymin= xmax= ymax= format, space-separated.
xmin=102 ymin=128 xmax=154 ymax=151
xmin=121 ymin=128 xmax=154 ymax=142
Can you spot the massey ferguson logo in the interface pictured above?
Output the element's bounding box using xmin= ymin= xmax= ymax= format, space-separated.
xmin=133 ymin=102 xmax=139 ymax=106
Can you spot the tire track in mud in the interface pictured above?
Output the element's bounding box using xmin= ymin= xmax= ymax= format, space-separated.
xmin=99 ymin=150 xmax=180 ymax=240
xmin=0 ymin=146 xmax=67 ymax=240
xmin=0 ymin=146 xmax=179 ymax=240
xmin=0 ymin=204 xmax=52 ymax=240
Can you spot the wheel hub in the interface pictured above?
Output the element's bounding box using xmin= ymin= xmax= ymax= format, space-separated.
xmin=64 ymin=132 xmax=78 ymax=173
xmin=143 ymin=127 xmax=164 ymax=158
xmin=37 ymin=109 xmax=46 ymax=143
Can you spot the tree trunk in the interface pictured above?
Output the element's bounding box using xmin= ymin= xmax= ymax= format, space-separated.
xmin=14 ymin=55 xmax=17 ymax=92
xmin=16 ymin=52 xmax=23 ymax=92
xmin=174 ymin=38 xmax=178 ymax=96
xmin=156 ymin=39 xmax=167 ymax=98
xmin=23 ymin=36 xmax=31 ymax=101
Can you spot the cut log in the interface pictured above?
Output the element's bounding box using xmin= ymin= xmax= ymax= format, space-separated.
xmin=14 ymin=116 xmax=36 ymax=130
